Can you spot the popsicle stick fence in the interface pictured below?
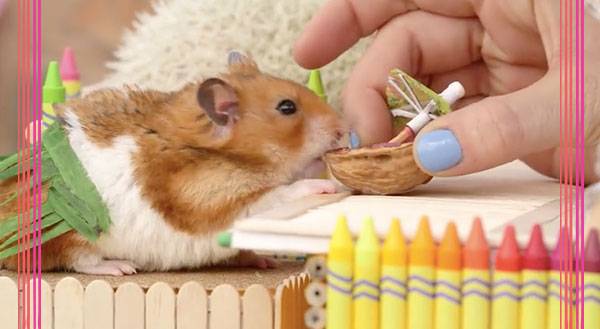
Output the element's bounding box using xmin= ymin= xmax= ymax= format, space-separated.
xmin=0 ymin=273 xmax=310 ymax=329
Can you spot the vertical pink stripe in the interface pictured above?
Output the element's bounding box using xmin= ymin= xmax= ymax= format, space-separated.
xmin=32 ymin=0 xmax=38 ymax=324
xmin=578 ymin=0 xmax=585 ymax=326
xmin=16 ymin=1 xmax=22 ymax=326
xmin=574 ymin=0 xmax=579 ymax=326
xmin=36 ymin=0 xmax=43 ymax=327
xmin=559 ymin=0 xmax=564 ymax=325
xmin=25 ymin=0 xmax=31 ymax=326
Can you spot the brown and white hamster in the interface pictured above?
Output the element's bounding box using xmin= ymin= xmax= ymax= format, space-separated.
xmin=0 ymin=51 xmax=345 ymax=275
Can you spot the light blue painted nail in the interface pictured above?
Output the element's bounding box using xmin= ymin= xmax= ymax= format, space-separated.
xmin=349 ymin=131 xmax=360 ymax=149
xmin=416 ymin=129 xmax=462 ymax=172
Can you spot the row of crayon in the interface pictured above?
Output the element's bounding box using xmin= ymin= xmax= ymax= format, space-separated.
xmin=41 ymin=47 xmax=80 ymax=130
xmin=323 ymin=215 xmax=600 ymax=329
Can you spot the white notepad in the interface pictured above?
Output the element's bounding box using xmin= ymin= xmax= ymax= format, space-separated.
xmin=228 ymin=160 xmax=564 ymax=254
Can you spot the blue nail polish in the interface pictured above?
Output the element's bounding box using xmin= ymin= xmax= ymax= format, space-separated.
xmin=416 ymin=129 xmax=462 ymax=172
xmin=349 ymin=131 xmax=360 ymax=149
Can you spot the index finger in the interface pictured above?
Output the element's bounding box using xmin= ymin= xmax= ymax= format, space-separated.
xmin=293 ymin=0 xmax=412 ymax=68
xmin=293 ymin=0 xmax=476 ymax=68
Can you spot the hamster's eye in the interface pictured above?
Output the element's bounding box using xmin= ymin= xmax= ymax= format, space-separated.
xmin=276 ymin=100 xmax=297 ymax=115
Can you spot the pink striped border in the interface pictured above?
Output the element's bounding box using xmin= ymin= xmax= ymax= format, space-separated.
xmin=560 ymin=0 xmax=586 ymax=328
xmin=17 ymin=0 xmax=42 ymax=328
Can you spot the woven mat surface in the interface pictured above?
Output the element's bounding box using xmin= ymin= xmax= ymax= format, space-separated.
xmin=0 ymin=260 xmax=305 ymax=291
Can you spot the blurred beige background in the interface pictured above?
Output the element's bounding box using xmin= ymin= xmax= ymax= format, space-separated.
xmin=0 ymin=0 xmax=151 ymax=154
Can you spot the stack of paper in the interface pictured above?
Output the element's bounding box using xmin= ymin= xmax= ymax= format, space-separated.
xmin=223 ymin=160 xmax=563 ymax=254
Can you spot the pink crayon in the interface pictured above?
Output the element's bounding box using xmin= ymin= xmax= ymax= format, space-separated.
xmin=548 ymin=227 xmax=574 ymax=329
xmin=59 ymin=47 xmax=81 ymax=98
xmin=586 ymin=229 xmax=600 ymax=272
xmin=551 ymin=227 xmax=573 ymax=270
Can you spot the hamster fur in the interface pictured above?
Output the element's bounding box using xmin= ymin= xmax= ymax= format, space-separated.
xmin=0 ymin=52 xmax=344 ymax=275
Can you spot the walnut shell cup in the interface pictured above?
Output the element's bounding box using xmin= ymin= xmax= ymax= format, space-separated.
xmin=323 ymin=143 xmax=432 ymax=195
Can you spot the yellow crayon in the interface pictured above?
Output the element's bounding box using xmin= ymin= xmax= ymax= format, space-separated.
xmin=380 ymin=218 xmax=407 ymax=329
xmin=491 ymin=226 xmax=520 ymax=329
xmin=462 ymin=269 xmax=490 ymax=327
xmin=327 ymin=215 xmax=354 ymax=329
xmin=520 ymin=271 xmax=547 ymax=328
xmin=462 ymin=218 xmax=490 ymax=329
xmin=585 ymin=272 xmax=600 ymax=329
xmin=547 ymin=271 xmax=561 ymax=329
xmin=407 ymin=217 xmax=435 ymax=329
xmin=520 ymin=225 xmax=549 ymax=329
xmin=353 ymin=217 xmax=380 ymax=329
xmin=63 ymin=80 xmax=81 ymax=98
xmin=435 ymin=223 xmax=461 ymax=329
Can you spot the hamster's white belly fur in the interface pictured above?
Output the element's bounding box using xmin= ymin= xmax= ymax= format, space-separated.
xmin=65 ymin=113 xmax=237 ymax=271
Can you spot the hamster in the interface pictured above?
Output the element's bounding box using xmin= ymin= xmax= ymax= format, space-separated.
xmin=0 ymin=51 xmax=345 ymax=275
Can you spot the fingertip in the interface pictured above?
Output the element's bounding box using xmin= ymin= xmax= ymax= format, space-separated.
xmin=342 ymin=85 xmax=394 ymax=146
xmin=292 ymin=37 xmax=320 ymax=70
xmin=413 ymin=128 xmax=463 ymax=176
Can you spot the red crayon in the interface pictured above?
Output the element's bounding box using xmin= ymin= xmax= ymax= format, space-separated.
xmin=520 ymin=224 xmax=549 ymax=329
xmin=495 ymin=226 xmax=521 ymax=272
xmin=523 ymin=225 xmax=549 ymax=270
xmin=491 ymin=225 xmax=520 ymax=329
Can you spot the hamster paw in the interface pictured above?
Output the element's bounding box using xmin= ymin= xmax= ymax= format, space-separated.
xmin=74 ymin=260 xmax=138 ymax=276
xmin=286 ymin=179 xmax=338 ymax=199
xmin=229 ymin=250 xmax=278 ymax=269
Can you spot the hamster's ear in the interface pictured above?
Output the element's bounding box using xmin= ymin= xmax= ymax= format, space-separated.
xmin=227 ymin=50 xmax=259 ymax=74
xmin=197 ymin=78 xmax=240 ymax=138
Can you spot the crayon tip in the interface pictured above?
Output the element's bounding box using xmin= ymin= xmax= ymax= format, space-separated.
xmin=551 ymin=226 xmax=573 ymax=270
xmin=523 ymin=224 xmax=549 ymax=270
xmin=43 ymin=61 xmax=65 ymax=103
xmin=356 ymin=217 xmax=379 ymax=248
xmin=217 ymin=231 xmax=232 ymax=247
xmin=585 ymin=229 xmax=600 ymax=272
xmin=382 ymin=218 xmax=407 ymax=266
xmin=495 ymin=225 xmax=521 ymax=271
xmin=409 ymin=216 xmax=435 ymax=266
xmin=330 ymin=214 xmax=353 ymax=247
xmin=463 ymin=217 xmax=489 ymax=269
xmin=307 ymin=70 xmax=326 ymax=101
xmin=60 ymin=47 xmax=80 ymax=80
xmin=437 ymin=222 xmax=461 ymax=270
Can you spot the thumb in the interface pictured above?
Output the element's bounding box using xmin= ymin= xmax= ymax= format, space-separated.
xmin=412 ymin=72 xmax=559 ymax=176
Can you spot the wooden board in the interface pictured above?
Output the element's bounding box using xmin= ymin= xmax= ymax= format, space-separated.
xmin=0 ymin=260 xmax=305 ymax=291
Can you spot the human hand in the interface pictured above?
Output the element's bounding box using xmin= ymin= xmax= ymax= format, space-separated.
xmin=294 ymin=0 xmax=600 ymax=183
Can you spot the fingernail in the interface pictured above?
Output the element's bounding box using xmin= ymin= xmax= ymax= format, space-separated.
xmin=416 ymin=129 xmax=462 ymax=172
xmin=349 ymin=130 xmax=360 ymax=149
